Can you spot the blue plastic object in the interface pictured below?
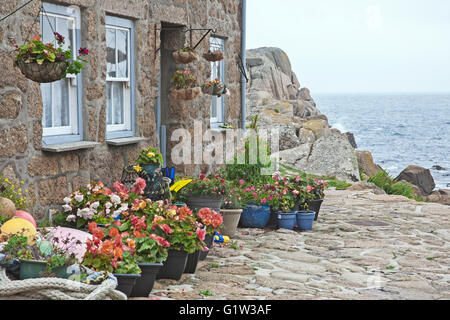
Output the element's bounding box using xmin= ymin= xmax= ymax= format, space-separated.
xmin=239 ymin=204 xmax=271 ymax=228
xmin=296 ymin=210 xmax=316 ymax=230
xmin=277 ymin=212 xmax=297 ymax=230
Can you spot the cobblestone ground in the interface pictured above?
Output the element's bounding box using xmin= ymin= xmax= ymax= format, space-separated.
xmin=150 ymin=188 xmax=450 ymax=300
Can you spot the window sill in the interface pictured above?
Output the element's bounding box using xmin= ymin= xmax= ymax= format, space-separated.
xmin=42 ymin=141 xmax=100 ymax=153
xmin=106 ymin=137 xmax=149 ymax=146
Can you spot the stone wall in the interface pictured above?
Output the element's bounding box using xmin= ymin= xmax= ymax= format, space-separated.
xmin=0 ymin=0 xmax=243 ymax=220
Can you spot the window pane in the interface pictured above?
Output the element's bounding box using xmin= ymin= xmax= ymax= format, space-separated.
xmin=56 ymin=17 xmax=71 ymax=51
xmin=41 ymin=83 xmax=52 ymax=128
xmin=52 ymin=79 xmax=70 ymax=127
xmin=112 ymin=82 xmax=124 ymax=125
xmin=106 ymin=28 xmax=116 ymax=77
xmin=117 ymin=29 xmax=128 ymax=78
xmin=107 ymin=82 xmax=113 ymax=125
xmin=42 ymin=16 xmax=56 ymax=45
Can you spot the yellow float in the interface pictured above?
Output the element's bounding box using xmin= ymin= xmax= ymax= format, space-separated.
xmin=0 ymin=218 xmax=37 ymax=244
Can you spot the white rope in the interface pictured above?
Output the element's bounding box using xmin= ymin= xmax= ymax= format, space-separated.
xmin=0 ymin=267 xmax=127 ymax=300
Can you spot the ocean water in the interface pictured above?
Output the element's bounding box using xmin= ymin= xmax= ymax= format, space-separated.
xmin=314 ymin=93 xmax=450 ymax=190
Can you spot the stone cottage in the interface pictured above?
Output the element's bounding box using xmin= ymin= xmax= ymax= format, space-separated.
xmin=0 ymin=0 xmax=246 ymax=219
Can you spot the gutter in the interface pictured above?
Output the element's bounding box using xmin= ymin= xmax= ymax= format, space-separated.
xmin=240 ymin=0 xmax=247 ymax=134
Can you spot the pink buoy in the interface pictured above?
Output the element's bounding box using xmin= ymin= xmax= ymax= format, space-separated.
xmin=51 ymin=227 xmax=92 ymax=263
xmin=14 ymin=210 xmax=37 ymax=228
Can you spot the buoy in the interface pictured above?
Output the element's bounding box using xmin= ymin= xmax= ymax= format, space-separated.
xmin=0 ymin=218 xmax=37 ymax=244
xmin=0 ymin=197 xmax=16 ymax=219
xmin=14 ymin=210 xmax=37 ymax=228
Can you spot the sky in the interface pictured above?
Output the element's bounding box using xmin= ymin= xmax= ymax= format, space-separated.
xmin=247 ymin=0 xmax=450 ymax=94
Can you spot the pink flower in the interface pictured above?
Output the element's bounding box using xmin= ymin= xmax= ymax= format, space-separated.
xmin=253 ymin=193 xmax=258 ymax=199
xmin=239 ymin=180 xmax=245 ymax=185
xmin=261 ymin=198 xmax=267 ymax=204
xmin=292 ymin=190 xmax=300 ymax=196
xmin=43 ymin=49 xmax=48 ymax=55
xmin=78 ymin=47 xmax=89 ymax=55
xmin=196 ymin=227 xmax=206 ymax=241
xmin=282 ymin=189 xmax=287 ymax=195
xmin=131 ymin=178 xmax=146 ymax=195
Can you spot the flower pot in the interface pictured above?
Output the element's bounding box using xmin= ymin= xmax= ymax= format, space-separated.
xmin=169 ymin=87 xmax=202 ymax=101
xmin=156 ymin=249 xmax=188 ymax=280
xmin=296 ymin=210 xmax=316 ymax=231
xmin=184 ymin=251 xmax=201 ymax=274
xmin=172 ymin=51 xmax=198 ymax=64
xmin=129 ymin=263 xmax=163 ymax=298
xmin=307 ymin=199 xmax=324 ymax=221
xmin=277 ymin=212 xmax=297 ymax=230
xmin=16 ymin=59 xmax=68 ymax=83
xmin=199 ymin=234 xmax=214 ymax=261
xmin=203 ymin=50 xmax=224 ymax=62
xmin=220 ymin=209 xmax=243 ymax=237
xmin=186 ymin=195 xmax=223 ymax=212
xmin=141 ymin=163 xmax=161 ymax=175
xmin=19 ymin=260 xmax=69 ymax=280
xmin=113 ymin=273 xmax=141 ymax=297
xmin=239 ymin=205 xmax=271 ymax=229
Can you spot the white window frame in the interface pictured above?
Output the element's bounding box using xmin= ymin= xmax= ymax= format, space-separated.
xmin=210 ymin=37 xmax=226 ymax=126
xmin=40 ymin=8 xmax=80 ymax=138
xmin=105 ymin=23 xmax=132 ymax=134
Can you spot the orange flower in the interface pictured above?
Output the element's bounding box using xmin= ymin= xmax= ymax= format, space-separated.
xmin=127 ymin=239 xmax=136 ymax=248
xmin=32 ymin=35 xmax=40 ymax=41
xmin=113 ymin=246 xmax=123 ymax=260
xmin=109 ymin=227 xmax=119 ymax=238
xmin=100 ymin=240 xmax=114 ymax=255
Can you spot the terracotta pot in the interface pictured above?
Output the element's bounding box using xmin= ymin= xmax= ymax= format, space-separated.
xmin=16 ymin=59 xmax=68 ymax=83
xmin=172 ymin=51 xmax=198 ymax=64
xmin=220 ymin=209 xmax=243 ymax=237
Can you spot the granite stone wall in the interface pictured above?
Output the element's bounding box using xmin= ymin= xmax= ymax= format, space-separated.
xmin=0 ymin=0 xmax=243 ymax=220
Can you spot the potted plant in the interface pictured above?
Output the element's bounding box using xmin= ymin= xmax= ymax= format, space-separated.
xmin=149 ymin=205 xmax=206 ymax=279
xmin=13 ymin=33 xmax=88 ymax=83
xmin=176 ymin=174 xmax=228 ymax=212
xmin=220 ymin=186 xmax=246 ymax=237
xmin=1 ymin=234 xmax=77 ymax=280
xmin=173 ymin=46 xmax=198 ymax=64
xmin=169 ymin=70 xmax=202 ymax=101
xmin=82 ymin=222 xmax=141 ymax=297
xmin=267 ymin=176 xmax=297 ymax=230
xmin=305 ymin=178 xmax=327 ymax=221
xmin=296 ymin=203 xmax=316 ymax=231
xmin=135 ymin=147 xmax=164 ymax=175
xmin=238 ymin=182 xmax=272 ymax=229
xmin=195 ymin=207 xmax=223 ymax=261
xmin=203 ymin=49 xmax=224 ymax=62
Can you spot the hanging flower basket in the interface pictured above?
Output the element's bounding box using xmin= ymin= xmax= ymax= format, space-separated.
xmin=202 ymin=82 xmax=226 ymax=97
xmin=172 ymin=51 xmax=198 ymax=64
xmin=12 ymin=33 xmax=88 ymax=84
xmin=15 ymin=59 xmax=68 ymax=83
xmin=169 ymin=87 xmax=202 ymax=101
xmin=203 ymin=50 xmax=224 ymax=62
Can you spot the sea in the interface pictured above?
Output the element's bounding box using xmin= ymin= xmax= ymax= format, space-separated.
xmin=314 ymin=93 xmax=450 ymax=190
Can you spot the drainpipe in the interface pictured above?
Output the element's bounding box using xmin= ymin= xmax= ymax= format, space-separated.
xmin=240 ymin=0 xmax=247 ymax=134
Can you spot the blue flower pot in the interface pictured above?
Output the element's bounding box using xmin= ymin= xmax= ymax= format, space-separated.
xmin=142 ymin=164 xmax=160 ymax=175
xmin=239 ymin=204 xmax=271 ymax=229
xmin=277 ymin=212 xmax=297 ymax=230
xmin=296 ymin=210 xmax=316 ymax=231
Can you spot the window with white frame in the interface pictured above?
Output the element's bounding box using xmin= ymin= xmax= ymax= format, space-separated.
xmin=106 ymin=16 xmax=134 ymax=137
xmin=40 ymin=3 xmax=81 ymax=141
xmin=210 ymin=37 xmax=225 ymax=126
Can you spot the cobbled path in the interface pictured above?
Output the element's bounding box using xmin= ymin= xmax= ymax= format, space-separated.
xmin=150 ymin=188 xmax=450 ymax=300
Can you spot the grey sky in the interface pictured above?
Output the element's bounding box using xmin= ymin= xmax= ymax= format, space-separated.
xmin=247 ymin=0 xmax=450 ymax=94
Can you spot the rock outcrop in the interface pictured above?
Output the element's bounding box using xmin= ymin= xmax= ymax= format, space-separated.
xmin=395 ymin=165 xmax=436 ymax=196
xmin=356 ymin=150 xmax=383 ymax=179
xmin=246 ymin=47 xmax=360 ymax=182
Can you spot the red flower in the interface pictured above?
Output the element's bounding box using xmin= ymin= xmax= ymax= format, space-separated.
xmin=53 ymin=32 xmax=64 ymax=44
xmin=109 ymin=227 xmax=119 ymax=238
xmin=78 ymin=47 xmax=89 ymax=55
xmin=199 ymin=174 xmax=206 ymax=180
xmin=196 ymin=227 xmax=206 ymax=241
xmin=149 ymin=234 xmax=171 ymax=248
xmin=160 ymin=224 xmax=173 ymax=235
xmin=88 ymin=222 xmax=98 ymax=233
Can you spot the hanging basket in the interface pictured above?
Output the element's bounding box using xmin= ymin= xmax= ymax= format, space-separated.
xmin=169 ymin=87 xmax=202 ymax=101
xmin=203 ymin=50 xmax=224 ymax=62
xmin=172 ymin=51 xmax=198 ymax=64
xmin=201 ymin=83 xmax=225 ymax=97
xmin=15 ymin=59 xmax=68 ymax=83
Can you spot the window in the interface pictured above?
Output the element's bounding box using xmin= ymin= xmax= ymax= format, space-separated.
xmin=105 ymin=16 xmax=134 ymax=139
xmin=210 ymin=37 xmax=226 ymax=126
xmin=40 ymin=3 xmax=82 ymax=144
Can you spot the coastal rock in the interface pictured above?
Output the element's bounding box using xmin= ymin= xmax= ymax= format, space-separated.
xmin=246 ymin=47 xmax=360 ymax=182
xmin=426 ymin=189 xmax=450 ymax=206
xmin=347 ymin=182 xmax=386 ymax=195
xmin=356 ymin=150 xmax=383 ymax=178
xmin=396 ymin=165 xmax=436 ymax=196
xmin=344 ymin=132 xmax=358 ymax=149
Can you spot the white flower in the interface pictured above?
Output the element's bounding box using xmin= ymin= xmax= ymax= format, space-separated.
xmin=106 ymin=209 xmax=111 ymax=215
xmin=112 ymin=210 xmax=121 ymax=219
xmin=63 ymin=197 xmax=72 ymax=204
xmin=62 ymin=204 xmax=72 ymax=212
xmin=80 ymin=208 xmax=94 ymax=220
xmin=74 ymin=193 xmax=84 ymax=203
xmin=66 ymin=215 xmax=77 ymax=222
xmin=77 ymin=208 xmax=83 ymax=217
xmin=120 ymin=203 xmax=128 ymax=211
xmin=105 ymin=202 xmax=113 ymax=209
xmin=90 ymin=201 xmax=100 ymax=210
xmin=110 ymin=194 xmax=121 ymax=205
